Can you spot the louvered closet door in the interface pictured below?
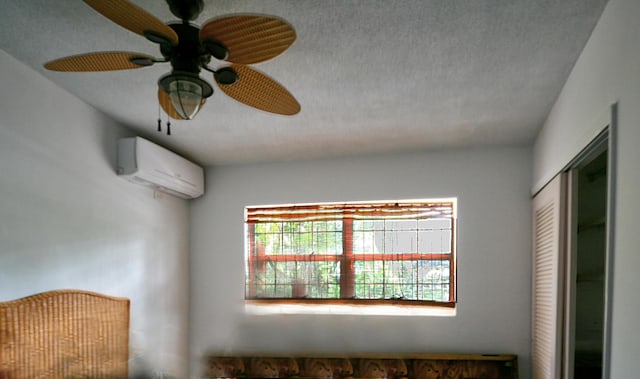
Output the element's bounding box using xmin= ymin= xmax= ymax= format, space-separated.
xmin=532 ymin=174 xmax=566 ymax=379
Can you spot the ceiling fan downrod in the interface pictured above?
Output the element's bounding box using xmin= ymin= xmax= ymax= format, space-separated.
xmin=165 ymin=0 xmax=204 ymax=22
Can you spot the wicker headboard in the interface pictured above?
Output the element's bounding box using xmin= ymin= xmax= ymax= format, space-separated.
xmin=0 ymin=289 xmax=130 ymax=379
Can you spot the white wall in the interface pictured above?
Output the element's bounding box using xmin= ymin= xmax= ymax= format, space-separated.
xmin=0 ymin=51 xmax=191 ymax=378
xmin=190 ymin=147 xmax=532 ymax=377
xmin=532 ymin=0 xmax=640 ymax=377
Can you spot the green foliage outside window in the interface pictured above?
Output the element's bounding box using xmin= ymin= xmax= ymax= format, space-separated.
xmin=248 ymin=217 xmax=452 ymax=302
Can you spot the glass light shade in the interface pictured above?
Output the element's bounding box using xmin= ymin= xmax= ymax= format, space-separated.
xmin=169 ymin=79 xmax=203 ymax=120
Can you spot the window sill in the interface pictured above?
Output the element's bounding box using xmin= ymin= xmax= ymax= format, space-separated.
xmin=244 ymin=301 xmax=456 ymax=317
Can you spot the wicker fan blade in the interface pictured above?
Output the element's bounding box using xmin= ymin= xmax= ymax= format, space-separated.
xmin=44 ymin=52 xmax=155 ymax=72
xmin=200 ymin=15 xmax=296 ymax=64
xmin=158 ymin=87 xmax=206 ymax=120
xmin=215 ymin=65 xmax=300 ymax=115
xmin=83 ymin=0 xmax=178 ymax=45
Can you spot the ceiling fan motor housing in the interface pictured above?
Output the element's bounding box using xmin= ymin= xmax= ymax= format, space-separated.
xmin=165 ymin=23 xmax=208 ymax=74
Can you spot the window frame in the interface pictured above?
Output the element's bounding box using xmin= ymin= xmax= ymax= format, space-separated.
xmin=245 ymin=199 xmax=457 ymax=308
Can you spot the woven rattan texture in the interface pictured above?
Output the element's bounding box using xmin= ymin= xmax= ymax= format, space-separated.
xmin=44 ymin=52 xmax=153 ymax=72
xmin=200 ymin=15 xmax=296 ymax=65
xmin=217 ymin=64 xmax=300 ymax=115
xmin=83 ymin=0 xmax=178 ymax=45
xmin=0 ymin=290 xmax=130 ymax=379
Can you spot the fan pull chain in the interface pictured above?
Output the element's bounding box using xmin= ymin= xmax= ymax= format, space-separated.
xmin=156 ymin=101 xmax=174 ymax=136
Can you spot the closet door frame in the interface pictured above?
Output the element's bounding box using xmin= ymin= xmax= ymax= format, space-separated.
xmin=563 ymin=132 xmax=608 ymax=379
xmin=564 ymin=106 xmax=616 ymax=379
xmin=532 ymin=103 xmax=617 ymax=379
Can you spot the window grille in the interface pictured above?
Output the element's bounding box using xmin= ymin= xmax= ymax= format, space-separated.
xmin=245 ymin=199 xmax=456 ymax=306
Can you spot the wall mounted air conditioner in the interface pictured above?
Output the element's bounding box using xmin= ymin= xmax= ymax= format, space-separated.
xmin=117 ymin=137 xmax=204 ymax=199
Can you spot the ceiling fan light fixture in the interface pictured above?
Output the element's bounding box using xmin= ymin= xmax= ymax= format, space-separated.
xmin=169 ymin=80 xmax=203 ymax=120
xmin=159 ymin=72 xmax=213 ymax=120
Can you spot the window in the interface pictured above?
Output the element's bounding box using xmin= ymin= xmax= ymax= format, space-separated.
xmin=245 ymin=199 xmax=456 ymax=307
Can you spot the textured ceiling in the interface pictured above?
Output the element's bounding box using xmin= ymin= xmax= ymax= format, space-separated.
xmin=0 ymin=0 xmax=608 ymax=165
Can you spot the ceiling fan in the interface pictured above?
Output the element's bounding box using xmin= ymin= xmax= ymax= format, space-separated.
xmin=44 ymin=0 xmax=300 ymax=122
